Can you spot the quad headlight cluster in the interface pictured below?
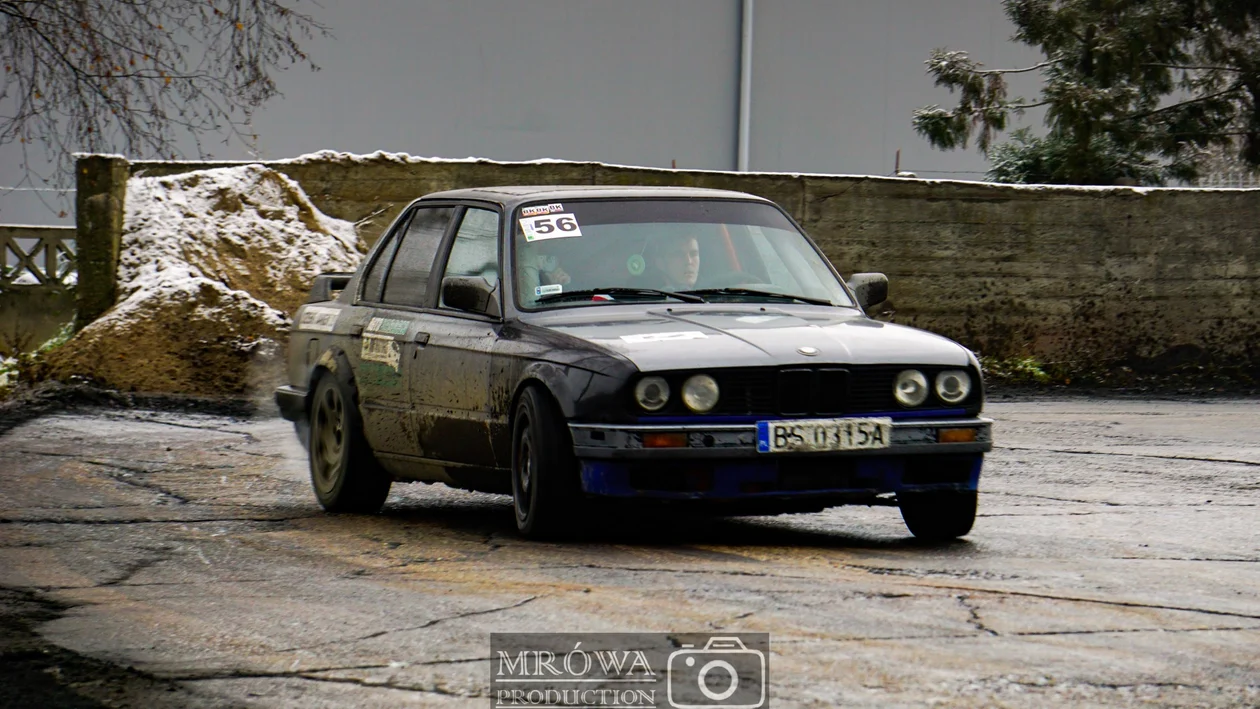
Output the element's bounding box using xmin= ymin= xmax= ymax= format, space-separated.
xmin=638 ymin=368 xmax=968 ymax=412
xmin=635 ymin=374 xmax=721 ymax=413
xmin=894 ymin=369 xmax=972 ymax=407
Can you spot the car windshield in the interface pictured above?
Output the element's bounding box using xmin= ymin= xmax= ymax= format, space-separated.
xmin=513 ymin=199 xmax=854 ymax=309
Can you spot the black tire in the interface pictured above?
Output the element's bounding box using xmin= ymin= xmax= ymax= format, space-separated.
xmin=308 ymin=371 xmax=392 ymax=513
xmin=294 ymin=418 xmax=311 ymax=450
xmin=899 ymin=490 xmax=977 ymax=541
xmin=511 ymin=386 xmax=582 ymax=538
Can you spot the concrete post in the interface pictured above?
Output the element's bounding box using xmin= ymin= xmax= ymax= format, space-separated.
xmin=74 ymin=155 xmax=129 ymax=331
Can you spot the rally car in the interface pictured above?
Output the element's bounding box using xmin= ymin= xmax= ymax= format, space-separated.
xmin=276 ymin=186 xmax=992 ymax=539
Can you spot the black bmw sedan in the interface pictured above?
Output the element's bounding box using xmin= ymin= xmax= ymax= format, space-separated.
xmin=276 ymin=186 xmax=992 ymax=540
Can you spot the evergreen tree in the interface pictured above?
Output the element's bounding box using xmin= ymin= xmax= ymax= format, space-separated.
xmin=913 ymin=0 xmax=1260 ymax=185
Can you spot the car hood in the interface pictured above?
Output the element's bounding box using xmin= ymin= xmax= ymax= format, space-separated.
xmin=519 ymin=305 xmax=974 ymax=372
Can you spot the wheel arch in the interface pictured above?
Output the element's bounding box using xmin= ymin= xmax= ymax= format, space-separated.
xmin=508 ymin=362 xmax=587 ymax=422
xmin=305 ymin=346 xmax=357 ymax=418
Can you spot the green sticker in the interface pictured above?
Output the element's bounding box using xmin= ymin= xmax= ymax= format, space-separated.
xmin=367 ymin=317 xmax=408 ymax=336
xmin=627 ymin=253 xmax=646 ymax=276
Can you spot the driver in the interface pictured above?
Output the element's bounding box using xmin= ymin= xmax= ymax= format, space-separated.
xmin=646 ymin=232 xmax=701 ymax=290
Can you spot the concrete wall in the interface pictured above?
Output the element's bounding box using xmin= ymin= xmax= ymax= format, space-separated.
xmin=112 ymin=156 xmax=1260 ymax=372
xmin=0 ymin=225 xmax=76 ymax=355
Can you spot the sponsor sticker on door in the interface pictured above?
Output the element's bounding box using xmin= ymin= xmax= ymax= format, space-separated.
xmin=361 ymin=334 xmax=400 ymax=371
xmin=298 ymin=306 xmax=339 ymax=332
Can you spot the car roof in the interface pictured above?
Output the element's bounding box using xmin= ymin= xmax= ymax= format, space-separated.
xmin=417 ymin=184 xmax=771 ymax=206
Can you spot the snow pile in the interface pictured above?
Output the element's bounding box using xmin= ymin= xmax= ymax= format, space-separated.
xmin=46 ymin=164 xmax=364 ymax=396
xmin=0 ymin=356 xmax=15 ymax=390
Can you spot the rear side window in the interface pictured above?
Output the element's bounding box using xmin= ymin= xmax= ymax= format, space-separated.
xmin=382 ymin=207 xmax=455 ymax=306
xmin=359 ymin=213 xmax=411 ymax=302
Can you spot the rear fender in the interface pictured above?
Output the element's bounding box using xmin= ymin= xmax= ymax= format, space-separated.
xmin=307 ymin=346 xmax=356 ymax=415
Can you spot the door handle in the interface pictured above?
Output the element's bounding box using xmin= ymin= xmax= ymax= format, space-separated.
xmin=413 ymin=332 xmax=430 ymax=346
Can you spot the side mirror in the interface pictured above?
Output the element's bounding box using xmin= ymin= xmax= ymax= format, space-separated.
xmin=441 ymin=276 xmax=500 ymax=317
xmin=847 ymin=273 xmax=888 ymax=311
xmin=306 ymin=272 xmax=354 ymax=304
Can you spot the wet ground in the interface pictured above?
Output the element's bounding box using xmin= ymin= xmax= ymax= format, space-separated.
xmin=0 ymin=395 xmax=1257 ymax=708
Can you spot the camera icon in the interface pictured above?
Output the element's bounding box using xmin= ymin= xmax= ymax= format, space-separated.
xmin=666 ymin=636 xmax=766 ymax=708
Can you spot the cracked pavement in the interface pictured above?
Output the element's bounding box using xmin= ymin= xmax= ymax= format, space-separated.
xmin=0 ymin=396 xmax=1257 ymax=707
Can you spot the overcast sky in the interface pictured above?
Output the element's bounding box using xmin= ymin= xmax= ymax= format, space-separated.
xmin=0 ymin=0 xmax=1044 ymax=225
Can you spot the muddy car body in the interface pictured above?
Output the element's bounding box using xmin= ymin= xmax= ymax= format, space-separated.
xmin=276 ymin=186 xmax=992 ymax=538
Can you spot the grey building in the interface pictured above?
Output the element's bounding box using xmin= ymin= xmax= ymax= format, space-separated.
xmin=0 ymin=0 xmax=1040 ymax=224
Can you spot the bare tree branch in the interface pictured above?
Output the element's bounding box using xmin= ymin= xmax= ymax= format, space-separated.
xmin=0 ymin=0 xmax=328 ymax=189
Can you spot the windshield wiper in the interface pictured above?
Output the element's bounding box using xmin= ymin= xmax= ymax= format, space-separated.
xmin=536 ymin=287 xmax=705 ymax=304
xmin=678 ymin=288 xmax=834 ymax=306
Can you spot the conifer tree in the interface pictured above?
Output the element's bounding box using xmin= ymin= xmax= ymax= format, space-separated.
xmin=913 ymin=0 xmax=1260 ymax=185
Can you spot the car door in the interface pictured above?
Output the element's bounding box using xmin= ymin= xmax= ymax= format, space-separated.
xmin=355 ymin=204 xmax=457 ymax=457
xmin=406 ymin=206 xmax=502 ymax=468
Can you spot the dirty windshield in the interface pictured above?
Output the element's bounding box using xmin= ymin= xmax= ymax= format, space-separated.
xmin=514 ymin=199 xmax=854 ymax=309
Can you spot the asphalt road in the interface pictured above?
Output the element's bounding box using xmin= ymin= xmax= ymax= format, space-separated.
xmin=1 ymin=395 xmax=1257 ymax=708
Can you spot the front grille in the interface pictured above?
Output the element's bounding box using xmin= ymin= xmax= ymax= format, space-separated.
xmin=712 ymin=370 xmax=775 ymax=414
xmin=849 ymin=365 xmax=904 ymax=413
xmin=777 ymin=369 xmax=813 ymax=415
xmin=641 ymin=365 xmax=980 ymax=417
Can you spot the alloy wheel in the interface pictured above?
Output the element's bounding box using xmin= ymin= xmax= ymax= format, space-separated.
xmin=515 ymin=423 xmax=534 ymax=523
xmin=312 ymin=384 xmax=345 ymax=491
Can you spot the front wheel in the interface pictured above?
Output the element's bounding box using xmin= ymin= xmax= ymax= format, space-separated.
xmin=898 ymin=490 xmax=977 ymax=541
xmin=511 ymin=386 xmax=581 ymax=538
xmin=308 ymin=373 xmax=392 ymax=513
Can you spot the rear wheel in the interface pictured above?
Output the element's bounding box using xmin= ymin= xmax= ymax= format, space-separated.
xmin=511 ymin=386 xmax=581 ymax=538
xmin=898 ymin=490 xmax=977 ymax=541
xmin=308 ymin=372 xmax=392 ymax=513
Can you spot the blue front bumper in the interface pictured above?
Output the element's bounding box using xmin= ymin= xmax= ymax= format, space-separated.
xmin=579 ymin=454 xmax=982 ymax=501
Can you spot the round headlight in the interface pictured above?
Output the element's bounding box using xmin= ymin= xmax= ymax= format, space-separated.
xmin=893 ymin=369 xmax=929 ymax=407
xmin=935 ymin=370 xmax=972 ymax=404
xmin=681 ymin=374 xmax=720 ymax=413
xmin=634 ymin=376 xmax=670 ymax=411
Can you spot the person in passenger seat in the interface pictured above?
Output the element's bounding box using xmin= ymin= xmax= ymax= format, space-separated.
xmin=518 ymin=242 xmax=572 ymax=305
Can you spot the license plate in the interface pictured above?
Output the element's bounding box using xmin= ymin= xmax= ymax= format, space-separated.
xmin=756 ymin=417 xmax=892 ymax=453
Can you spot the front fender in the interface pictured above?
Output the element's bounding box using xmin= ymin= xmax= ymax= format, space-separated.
xmin=513 ymin=361 xmax=629 ymax=421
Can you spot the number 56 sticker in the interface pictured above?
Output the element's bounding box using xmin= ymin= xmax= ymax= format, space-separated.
xmin=520 ymin=213 xmax=583 ymax=242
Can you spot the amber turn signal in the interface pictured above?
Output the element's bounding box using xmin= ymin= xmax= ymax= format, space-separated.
xmin=938 ymin=428 xmax=977 ymax=443
xmin=642 ymin=433 xmax=688 ymax=448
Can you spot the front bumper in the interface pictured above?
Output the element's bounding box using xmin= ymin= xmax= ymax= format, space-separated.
xmin=570 ymin=417 xmax=992 ymax=459
xmin=570 ymin=417 xmax=991 ymax=501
